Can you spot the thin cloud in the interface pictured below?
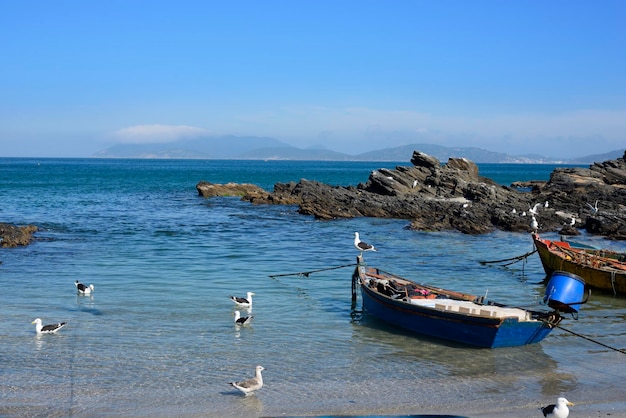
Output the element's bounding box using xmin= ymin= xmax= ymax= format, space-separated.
xmin=111 ymin=125 xmax=209 ymax=144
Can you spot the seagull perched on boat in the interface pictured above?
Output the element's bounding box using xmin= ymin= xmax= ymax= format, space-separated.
xmin=229 ymin=365 xmax=264 ymax=396
xmin=31 ymin=318 xmax=66 ymax=334
xmin=74 ymin=280 xmax=94 ymax=295
xmin=541 ymin=397 xmax=574 ymax=418
xmin=229 ymin=292 xmax=255 ymax=308
xmin=354 ymin=232 xmax=376 ymax=255
xmin=233 ymin=310 xmax=253 ymax=326
xmin=586 ymin=200 xmax=599 ymax=215
xmin=530 ymin=215 xmax=539 ymax=233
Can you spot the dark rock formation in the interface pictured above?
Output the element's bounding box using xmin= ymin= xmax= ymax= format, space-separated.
xmin=0 ymin=223 xmax=38 ymax=248
xmin=197 ymin=150 xmax=626 ymax=239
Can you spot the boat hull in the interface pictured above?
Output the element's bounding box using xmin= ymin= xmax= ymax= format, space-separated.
xmin=533 ymin=233 xmax=626 ymax=295
xmin=357 ymin=265 xmax=556 ymax=348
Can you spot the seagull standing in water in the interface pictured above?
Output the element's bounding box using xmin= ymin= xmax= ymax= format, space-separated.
xmin=31 ymin=318 xmax=67 ymax=334
xmin=229 ymin=292 xmax=255 ymax=308
xmin=229 ymin=365 xmax=265 ymax=396
xmin=233 ymin=310 xmax=253 ymax=326
xmin=541 ymin=397 xmax=574 ymax=418
xmin=74 ymin=280 xmax=95 ymax=295
xmin=354 ymin=232 xmax=376 ymax=255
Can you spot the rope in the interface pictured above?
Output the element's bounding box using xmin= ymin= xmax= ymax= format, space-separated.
xmin=611 ymin=270 xmax=616 ymax=296
xmin=269 ymin=263 xmax=357 ymax=279
xmin=479 ymin=249 xmax=537 ymax=265
xmin=551 ymin=323 xmax=626 ymax=354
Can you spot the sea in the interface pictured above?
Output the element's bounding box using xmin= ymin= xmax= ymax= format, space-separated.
xmin=1 ymin=158 xmax=625 ymax=418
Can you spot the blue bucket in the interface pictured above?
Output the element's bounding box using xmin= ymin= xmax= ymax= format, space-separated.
xmin=544 ymin=271 xmax=586 ymax=313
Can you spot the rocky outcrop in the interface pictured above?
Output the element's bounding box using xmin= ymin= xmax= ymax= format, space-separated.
xmin=197 ymin=150 xmax=626 ymax=239
xmin=0 ymin=223 xmax=38 ymax=248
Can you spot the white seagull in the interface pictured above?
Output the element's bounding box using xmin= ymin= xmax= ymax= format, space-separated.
xmin=74 ymin=280 xmax=94 ymax=295
xmin=233 ymin=310 xmax=253 ymax=326
xmin=229 ymin=365 xmax=265 ymax=396
xmin=541 ymin=397 xmax=574 ymax=418
xmin=354 ymin=232 xmax=376 ymax=255
xmin=530 ymin=215 xmax=539 ymax=233
xmin=229 ymin=292 xmax=255 ymax=308
xmin=529 ymin=203 xmax=541 ymax=216
xmin=31 ymin=318 xmax=67 ymax=334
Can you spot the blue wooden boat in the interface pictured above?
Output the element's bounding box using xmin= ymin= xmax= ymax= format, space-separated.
xmin=353 ymin=257 xmax=566 ymax=348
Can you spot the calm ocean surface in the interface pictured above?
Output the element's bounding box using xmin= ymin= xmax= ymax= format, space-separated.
xmin=1 ymin=158 xmax=625 ymax=417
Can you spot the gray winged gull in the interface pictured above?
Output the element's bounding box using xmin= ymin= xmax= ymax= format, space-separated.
xmin=229 ymin=365 xmax=264 ymax=396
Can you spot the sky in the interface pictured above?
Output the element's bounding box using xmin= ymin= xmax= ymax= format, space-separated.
xmin=1 ymin=1 xmax=625 ymax=158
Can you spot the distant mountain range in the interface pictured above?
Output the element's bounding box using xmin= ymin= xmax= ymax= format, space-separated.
xmin=93 ymin=135 xmax=624 ymax=164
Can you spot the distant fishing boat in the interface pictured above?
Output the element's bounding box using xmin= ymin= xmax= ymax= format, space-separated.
xmin=352 ymin=256 xmax=585 ymax=348
xmin=533 ymin=233 xmax=626 ymax=296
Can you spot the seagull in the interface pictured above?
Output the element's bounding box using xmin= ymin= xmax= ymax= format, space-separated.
xmin=511 ymin=208 xmax=517 ymax=214
xmin=541 ymin=397 xmax=574 ymax=418
xmin=229 ymin=365 xmax=264 ymax=396
xmin=354 ymin=232 xmax=376 ymax=255
xmin=586 ymin=200 xmax=599 ymax=215
xmin=31 ymin=318 xmax=66 ymax=334
xmin=74 ymin=280 xmax=94 ymax=295
xmin=530 ymin=215 xmax=539 ymax=233
xmin=412 ymin=179 xmax=418 ymax=188
xmin=229 ymin=292 xmax=255 ymax=308
xmin=233 ymin=310 xmax=253 ymax=326
xmin=544 ymin=200 xmax=549 ymax=208
xmin=529 ymin=203 xmax=541 ymax=216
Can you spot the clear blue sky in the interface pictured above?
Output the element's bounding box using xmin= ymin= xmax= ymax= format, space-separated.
xmin=2 ymin=1 xmax=625 ymax=158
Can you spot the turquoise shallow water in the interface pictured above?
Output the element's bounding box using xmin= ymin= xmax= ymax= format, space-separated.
xmin=1 ymin=158 xmax=625 ymax=417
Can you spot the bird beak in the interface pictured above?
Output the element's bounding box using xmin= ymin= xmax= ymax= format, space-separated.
xmin=31 ymin=320 xmax=36 ymax=324
xmin=568 ymin=401 xmax=575 ymax=406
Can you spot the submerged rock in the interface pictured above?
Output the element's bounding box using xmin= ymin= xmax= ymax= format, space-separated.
xmin=197 ymin=150 xmax=626 ymax=239
xmin=0 ymin=223 xmax=38 ymax=248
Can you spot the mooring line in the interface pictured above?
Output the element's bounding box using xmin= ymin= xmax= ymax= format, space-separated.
xmin=552 ymin=323 xmax=626 ymax=354
xmin=269 ymin=263 xmax=357 ymax=279
xmin=479 ymin=249 xmax=537 ymax=265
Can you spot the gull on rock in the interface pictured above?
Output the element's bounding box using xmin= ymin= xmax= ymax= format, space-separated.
xmin=586 ymin=200 xmax=599 ymax=215
xmin=230 ymin=292 xmax=255 ymax=308
xmin=233 ymin=310 xmax=253 ymax=326
xmin=229 ymin=365 xmax=264 ymax=396
xmin=541 ymin=397 xmax=574 ymax=418
xmin=31 ymin=318 xmax=66 ymax=334
xmin=354 ymin=232 xmax=376 ymax=255
xmin=74 ymin=280 xmax=94 ymax=295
